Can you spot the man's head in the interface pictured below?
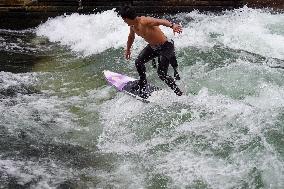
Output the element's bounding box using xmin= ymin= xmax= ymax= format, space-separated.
xmin=119 ymin=6 xmax=137 ymax=26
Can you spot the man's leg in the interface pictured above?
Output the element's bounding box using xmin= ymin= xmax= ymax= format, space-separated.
xmin=170 ymin=56 xmax=181 ymax=80
xmin=157 ymin=56 xmax=182 ymax=96
xmin=160 ymin=40 xmax=181 ymax=80
xmin=135 ymin=45 xmax=158 ymax=87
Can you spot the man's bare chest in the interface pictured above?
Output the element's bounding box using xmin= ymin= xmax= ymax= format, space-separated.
xmin=132 ymin=25 xmax=149 ymax=37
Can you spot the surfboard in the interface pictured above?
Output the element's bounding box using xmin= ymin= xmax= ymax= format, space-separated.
xmin=103 ymin=70 xmax=159 ymax=103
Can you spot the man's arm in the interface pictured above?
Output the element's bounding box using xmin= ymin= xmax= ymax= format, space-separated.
xmin=125 ymin=27 xmax=135 ymax=60
xmin=144 ymin=17 xmax=172 ymax=27
xmin=143 ymin=17 xmax=182 ymax=34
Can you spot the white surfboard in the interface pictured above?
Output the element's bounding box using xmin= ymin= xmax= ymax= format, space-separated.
xmin=103 ymin=70 xmax=159 ymax=103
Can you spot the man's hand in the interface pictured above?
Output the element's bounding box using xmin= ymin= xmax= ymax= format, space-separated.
xmin=125 ymin=49 xmax=131 ymax=60
xmin=172 ymin=24 xmax=182 ymax=35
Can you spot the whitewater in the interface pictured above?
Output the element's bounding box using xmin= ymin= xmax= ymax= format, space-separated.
xmin=0 ymin=7 xmax=283 ymax=188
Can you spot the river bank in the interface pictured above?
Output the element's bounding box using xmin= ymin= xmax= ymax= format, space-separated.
xmin=1 ymin=0 xmax=283 ymax=29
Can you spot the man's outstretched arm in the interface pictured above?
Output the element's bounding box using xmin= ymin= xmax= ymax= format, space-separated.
xmin=143 ymin=17 xmax=183 ymax=34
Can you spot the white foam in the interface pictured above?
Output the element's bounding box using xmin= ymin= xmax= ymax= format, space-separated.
xmin=89 ymin=161 xmax=145 ymax=188
xmin=148 ymin=89 xmax=283 ymax=188
xmin=0 ymin=71 xmax=37 ymax=89
xmin=36 ymin=10 xmax=129 ymax=56
xmin=97 ymin=81 xmax=284 ymax=187
xmin=30 ymin=7 xmax=284 ymax=187
xmin=36 ymin=7 xmax=284 ymax=59
xmin=36 ymin=7 xmax=284 ymax=60
xmin=0 ymin=72 xmax=78 ymax=140
xmin=97 ymin=92 xmax=151 ymax=153
xmin=177 ymin=7 xmax=284 ymax=59
xmin=0 ymin=158 xmax=71 ymax=189
xmin=244 ymin=82 xmax=284 ymax=110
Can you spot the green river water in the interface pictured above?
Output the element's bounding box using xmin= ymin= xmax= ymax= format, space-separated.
xmin=0 ymin=7 xmax=283 ymax=189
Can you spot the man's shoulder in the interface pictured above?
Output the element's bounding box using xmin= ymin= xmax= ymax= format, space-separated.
xmin=140 ymin=16 xmax=154 ymax=20
xmin=140 ymin=16 xmax=155 ymax=25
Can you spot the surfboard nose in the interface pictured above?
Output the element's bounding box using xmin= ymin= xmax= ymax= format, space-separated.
xmin=103 ymin=70 xmax=110 ymax=75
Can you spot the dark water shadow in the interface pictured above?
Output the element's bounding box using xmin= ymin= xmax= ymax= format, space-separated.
xmin=0 ymin=50 xmax=45 ymax=73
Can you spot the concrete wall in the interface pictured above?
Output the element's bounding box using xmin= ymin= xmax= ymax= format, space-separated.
xmin=0 ymin=0 xmax=282 ymax=29
xmin=243 ymin=0 xmax=284 ymax=9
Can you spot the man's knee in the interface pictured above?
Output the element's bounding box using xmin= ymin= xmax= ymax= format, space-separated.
xmin=135 ymin=58 xmax=141 ymax=67
xmin=135 ymin=58 xmax=145 ymax=70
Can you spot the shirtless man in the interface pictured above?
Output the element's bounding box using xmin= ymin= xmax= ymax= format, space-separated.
xmin=119 ymin=6 xmax=183 ymax=97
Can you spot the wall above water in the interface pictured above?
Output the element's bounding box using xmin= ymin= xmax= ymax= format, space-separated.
xmin=244 ymin=0 xmax=284 ymax=9
xmin=0 ymin=0 xmax=283 ymax=29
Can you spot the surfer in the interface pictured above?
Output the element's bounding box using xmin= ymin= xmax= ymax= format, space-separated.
xmin=119 ymin=6 xmax=183 ymax=97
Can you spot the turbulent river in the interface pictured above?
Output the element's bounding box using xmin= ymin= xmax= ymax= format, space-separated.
xmin=0 ymin=7 xmax=284 ymax=189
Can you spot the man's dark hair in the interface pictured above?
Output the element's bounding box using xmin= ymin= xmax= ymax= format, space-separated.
xmin=119 ymin=6 xmax=137 ymax=20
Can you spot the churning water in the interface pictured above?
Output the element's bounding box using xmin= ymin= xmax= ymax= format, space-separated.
xmin=0 ymin=7 xmax=284 ymax=188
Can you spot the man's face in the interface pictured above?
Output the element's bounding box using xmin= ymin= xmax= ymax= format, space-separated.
xmin=123 ymin=18 xmax=135 ymax=26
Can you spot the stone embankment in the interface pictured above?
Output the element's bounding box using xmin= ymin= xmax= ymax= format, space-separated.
xmin=0 ymin=0 xmax=283 ymax=29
